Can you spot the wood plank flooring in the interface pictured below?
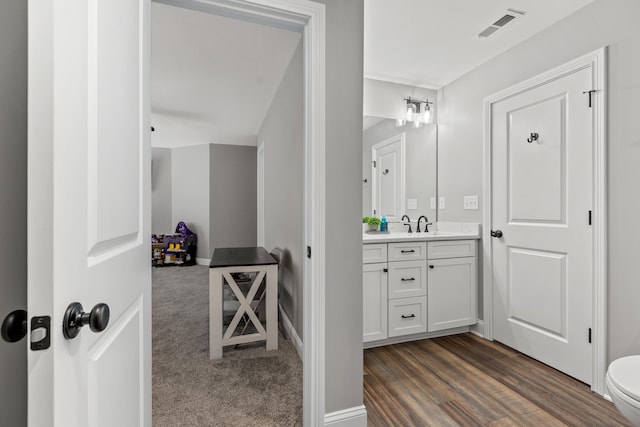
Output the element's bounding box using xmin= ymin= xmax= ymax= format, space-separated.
xmin=363 ymin=333 xmax=631 ymax=426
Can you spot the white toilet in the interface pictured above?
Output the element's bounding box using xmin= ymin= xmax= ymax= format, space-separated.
xmin=606 ymin=356 xmax=640 ymax=426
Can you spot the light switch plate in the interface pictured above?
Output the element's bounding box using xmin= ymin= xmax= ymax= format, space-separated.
xmin=464 ymin=195 xmax=479 ymax=210
xmin=430 ymin=197 xmax=436 ymax=209
xmin=439 ymin=197 xmax=445 ymax=209
xmin=407 ymin=199 xmax=417 ymax=210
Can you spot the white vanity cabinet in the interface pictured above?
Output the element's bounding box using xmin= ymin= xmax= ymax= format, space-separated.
xmin=362 ymin=234 xmax=478 ymax=346
xmin=427 ymin=240 xmax=477 ymax=332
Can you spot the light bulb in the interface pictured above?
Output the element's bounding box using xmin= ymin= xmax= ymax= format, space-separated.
xmin=412 ymin=120 xmax=421 ymax=128
xmin=395 ymin=119 xmax=406 ymax=127
xmin=405 ymin=103 xmax=416 ymax=122
xmin=422 ymin=105 xmax=432 ymax=123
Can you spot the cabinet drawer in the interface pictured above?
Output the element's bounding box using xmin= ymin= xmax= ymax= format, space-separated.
xmin=388 ymin=261 xmax=426 ymax=299
xmin=388 ymin=296 xmax=427 ymax=337
xmin=428 ymin=240 xmax=476 ymax=259
xmin=388 ymin=242 xmax=426 ymax=262
xmin=363 ymin=244 xmax=387 ymax=264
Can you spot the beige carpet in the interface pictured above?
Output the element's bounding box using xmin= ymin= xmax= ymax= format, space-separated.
xmin=152 ymin=265 xmax=303 ymax=426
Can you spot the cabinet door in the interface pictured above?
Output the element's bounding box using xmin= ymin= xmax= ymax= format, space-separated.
xmin=427 ymin=257 xmax=477 ymax=332
xmin=363 ymin=263 xmax=388 ymax=342
xmin=388 ymin=260 xmax=426 ymax=299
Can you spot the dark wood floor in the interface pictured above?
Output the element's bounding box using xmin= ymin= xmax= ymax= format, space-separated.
xmin=363 ymin=333 xmax=631 ymax=426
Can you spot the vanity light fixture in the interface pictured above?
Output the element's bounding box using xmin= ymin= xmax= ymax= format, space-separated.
xmin=396 ymin=98 xmax=433 ymax=128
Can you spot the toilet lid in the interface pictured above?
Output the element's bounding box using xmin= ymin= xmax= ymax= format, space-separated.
xmin=608 ymin=356 xmax=640 ymax=402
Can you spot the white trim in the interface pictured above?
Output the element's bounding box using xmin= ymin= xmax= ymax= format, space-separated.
xmin=470 ymin=320 xmax=485 ymax=338
xmin=196 ymin=257 xmax=210 ymax=266
xmin=482 ymin=47 xmax=607 ymax=395
xmin=363 ymin=327 xmax=470 ymax=349
xmin=257 ymin=141 xmax=265 ymax=247
xmin=371 ymin=133 xmax=406 ymax=221
xmin=153 ymin=0 xmax=325 ymax=424
xmin=279 ymin=304 xmax=303 ymax=361
xmin=324 ymin=405 xmax=367 ymax=427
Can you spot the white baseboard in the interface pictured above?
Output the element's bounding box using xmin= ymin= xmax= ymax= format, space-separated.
xmin=324 ymin=405 xmax=367 ymax=426
xmin=279 ymin=305 xmax=303 ymax=361
xmin=470 ymin=320 xmax=485 ymax=338
xmin=363 ymin=326 xmax=470 ymax=349
xmin=196 ymin=257 xmax=209 ymax=266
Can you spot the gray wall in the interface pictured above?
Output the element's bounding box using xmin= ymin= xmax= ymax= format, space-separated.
xmin=209 ymin=144 xmax=257 ymax=250
xmin=437 ymin=0 xmax=640 ymax=361
xmin=0 ymin=0 xmax=27 ymax=424
xmin=258 ymin=41 xmax=304 ymax=337
xmin=313 ymin=0 xmax=364 ymax=415
xmin=152 ymin=148 xmax=173 ymax=233
xmin=363 ymin=119 xmax=437 ymax=222
xmin=171 ymin=144 xmax=210 ymax=259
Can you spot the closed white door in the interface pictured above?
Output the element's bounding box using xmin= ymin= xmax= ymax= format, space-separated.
xmin=28 ymin=0 xmax=151 ymax=425
xmin=372 ymin=134 xmax=405 ymax=221
xmin=492 ymin=66 xmax=593 ymax=384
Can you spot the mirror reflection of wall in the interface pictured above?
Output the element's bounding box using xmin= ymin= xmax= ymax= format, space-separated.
xmin=363 ymin=117 xmax=437 ymax=222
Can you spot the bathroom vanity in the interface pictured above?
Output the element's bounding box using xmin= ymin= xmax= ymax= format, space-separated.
xmin=362 ymin=223 xmax=480 ymax=348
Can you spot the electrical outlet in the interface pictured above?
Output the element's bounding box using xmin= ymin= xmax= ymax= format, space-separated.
xmin=439 ymin=197 xmax=445 ymax=209
xmin=430 ymin=197 xmax=436 ymax=209
xmin=464 ymin=195 xmax=479 ymax=210
xmin=407 ymin=199 xmax=417 ymax=210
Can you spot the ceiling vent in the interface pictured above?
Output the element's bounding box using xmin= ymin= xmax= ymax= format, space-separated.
xmin=478 ymin=8 xmax=526 ymax=38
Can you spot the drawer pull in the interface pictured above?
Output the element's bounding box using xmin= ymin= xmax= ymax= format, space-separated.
xmin=383 ymin=268 xmax=388 ymax=273
xmin=400 ymin=249 xmax=415 ymax=254
xmin=401 ymin=314 xmax=416 ymax=319
xmin=401 ymin=277 xmax=415 ymax=282
xmin=429 ymin=265 xmax=434 ymax=269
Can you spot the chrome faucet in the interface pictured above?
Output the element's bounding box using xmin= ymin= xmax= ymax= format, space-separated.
xmin=401 ymin=215 xmax=412 ymax=233
xmin=417 ymin=215 xmax=433 ymax=233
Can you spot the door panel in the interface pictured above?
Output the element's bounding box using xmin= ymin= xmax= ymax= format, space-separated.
xmin=28 ymin=0 xmax=151 ymax=425
xmin=508 ymin=248 xmax=567 ymax=338
xmin=372 ymin=134 xmax=404 ymax=221
xmin=508 ymin=95 xmax=566 ymax=223
xmin=492 ymin=66 xmax=592 ymax=384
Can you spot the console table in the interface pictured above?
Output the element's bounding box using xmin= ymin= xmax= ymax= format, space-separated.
xmin=209 ymin=247 xmax=278 ymax=359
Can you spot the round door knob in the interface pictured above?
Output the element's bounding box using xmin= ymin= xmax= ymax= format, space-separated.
xmin=1 ymin=309 xmax=27 ymax=343
xmin=63 ymin=302 xmax=110 ymax=339
xmin=491 ymin=229 xmax=503 ymax=238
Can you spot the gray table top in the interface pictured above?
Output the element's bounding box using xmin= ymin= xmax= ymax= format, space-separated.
xmin=209 ymin=247 xmax=277 ymax=268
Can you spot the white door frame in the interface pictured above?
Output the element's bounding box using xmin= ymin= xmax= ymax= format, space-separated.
xmin=156 ymin=0 xmax=325 ymax=424
xmin=371 ymin=133 xmax=406 ymax=220
xmin=257 ymin=141 xmax=265 ymax=247
xmin=482 ymin=48 xmax=607 ymax=395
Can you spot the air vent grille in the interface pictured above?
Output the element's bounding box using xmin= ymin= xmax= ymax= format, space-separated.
xmin=478 ymin=9 xmax=526 ymax=38
xmin=493 ymin=14 xmax=515 ymax=27
xmin=478 ymin=26 xmax=500 ymax=38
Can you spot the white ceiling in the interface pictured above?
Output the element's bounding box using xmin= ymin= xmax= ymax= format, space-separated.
xmin=151 ymin=3 xmax=301 ymax=148
xmin=364 ymin=0 xmax=595 ymax=89
xmin=152 ymin=0 xmax=595 ymax=148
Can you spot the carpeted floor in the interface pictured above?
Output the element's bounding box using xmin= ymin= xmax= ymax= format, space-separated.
xmin=152 ymin=265 xmax=303 ymax=426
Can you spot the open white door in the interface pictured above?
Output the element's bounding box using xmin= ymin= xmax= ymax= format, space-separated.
xmin=28 ymin=0 xmax=151 ymax=425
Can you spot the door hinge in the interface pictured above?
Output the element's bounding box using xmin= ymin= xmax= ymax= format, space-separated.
xmin=582 ymin=89 xmax=596 ymax=108
xmin=307 ymin=246 xmax=311 ymax=259
xmin=372 ymin=160 xmax=376 ymax=168
xmin=588 ymin=327 xmax=592 ymax=344
xmin=588 ymin=210 xmax=592 ymax=226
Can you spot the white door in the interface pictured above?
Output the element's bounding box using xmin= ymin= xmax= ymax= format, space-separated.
xmin=372 ymin=134 xmax=405 ymax=221
xmin=492 ymin=67 xmax=593 ymax=383
xmin=28 ymin=0 xmax=151 ymax=425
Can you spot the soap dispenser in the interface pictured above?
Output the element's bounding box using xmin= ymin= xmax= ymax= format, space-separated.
xmin=380 ymin=216 xmax=388 ymax=232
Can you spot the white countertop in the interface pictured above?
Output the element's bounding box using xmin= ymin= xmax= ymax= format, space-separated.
xmin=362 ymin=222 xmax=481 ymax=244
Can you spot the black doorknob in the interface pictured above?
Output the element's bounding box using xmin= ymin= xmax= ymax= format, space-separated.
xmin=1 ymin=309 xmax=27 ymax=343
xmin=63 ymin=302 xmax=110 ymax=339
xmin=491 ymin=230 xmax=503 ymax=238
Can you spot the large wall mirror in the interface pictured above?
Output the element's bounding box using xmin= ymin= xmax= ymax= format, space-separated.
xmin=363 ymin=117 xmax=438 ymax=223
